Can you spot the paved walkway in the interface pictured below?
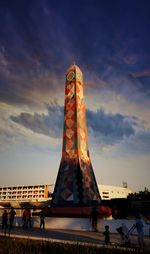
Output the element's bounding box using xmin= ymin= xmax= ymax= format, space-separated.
xmin=0 ymin=226 xmax=150 ymax=249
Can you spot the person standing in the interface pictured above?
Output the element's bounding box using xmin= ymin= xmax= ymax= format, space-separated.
xmin=2 ymin=210 xmax=8 ymax=234
xmin=135 ymin=214 xmax=145 ymax=247
xmin=22 ymin=209 xmax=26 ymax=228
xmin=40 ymin=211 xmax=45 ymax=229
xmin=103 ymin=225 xmax=110 ymax=244
xmin=90 ymin=206 xmax=99 ymax=232
xmin=24 ymin=208 xmax=32 ymax=228
xmin=22 ymin=208 xmax=31 ymax=228
xmin=27 ymin=209 xmax=32 ymax=228
xmin=9 ymin=207 xmax=16 ymax=229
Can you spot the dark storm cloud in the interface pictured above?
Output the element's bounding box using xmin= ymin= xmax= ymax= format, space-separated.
xmin=87 ymin=109 xmax=136 ymax=145
xmin=0 ymin=0 xmax=73 ymax=107
xmin=0 ymin=44 xmax=65 ymax=107
xmin=10 ymin=103 xmax=64 ymax=138
xmin=10 ymin=104 xmax=136 ymax=145
xmin=0 ymin=0 xmax=150 ymax=108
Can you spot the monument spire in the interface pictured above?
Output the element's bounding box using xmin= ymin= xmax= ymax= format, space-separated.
xmin=51 ymin=64 xmax=101 ymax=206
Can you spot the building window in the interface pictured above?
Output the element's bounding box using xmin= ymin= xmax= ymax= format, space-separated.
xmin=102 ymin=191 xmax=109 ymax=194
xmin=102 ymin=195 xmax=109 ymax=199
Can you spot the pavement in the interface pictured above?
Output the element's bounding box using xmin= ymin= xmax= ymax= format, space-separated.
xmin=0 ymin=226 xmax=150 ymax=249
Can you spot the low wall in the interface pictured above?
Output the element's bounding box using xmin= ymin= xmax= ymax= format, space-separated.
xmin=1 ymin=216 xmax=150 ymax=236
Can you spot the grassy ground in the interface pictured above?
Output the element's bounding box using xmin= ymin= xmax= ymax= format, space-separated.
xmin=0 ymin=237 xmax=150 ymax=254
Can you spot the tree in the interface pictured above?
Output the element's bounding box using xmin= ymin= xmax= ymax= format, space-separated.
xmin=127 ymin=188 xmax=150 ymax=200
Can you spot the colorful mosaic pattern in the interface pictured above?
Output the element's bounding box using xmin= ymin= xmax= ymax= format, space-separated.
xmin=51 ymin=64 xmax=101 ymax=206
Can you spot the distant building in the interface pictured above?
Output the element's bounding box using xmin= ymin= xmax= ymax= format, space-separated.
xmin=0 ymin=184 xmax=52 ymax=203
xmin=0 ymin=183 xmax=132 ymax=204
xmin=99 ymin=184 xmax=132 ymax=200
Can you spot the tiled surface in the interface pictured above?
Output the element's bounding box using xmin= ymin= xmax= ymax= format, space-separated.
xmin=52 ymin=65 xmax=101 ymax=206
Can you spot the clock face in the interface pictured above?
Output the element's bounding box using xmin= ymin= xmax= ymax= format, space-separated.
xmin=67 ymin=71 xmax=75 ymax=81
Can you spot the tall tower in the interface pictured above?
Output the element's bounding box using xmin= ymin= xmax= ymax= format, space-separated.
xmin=51 ymin=64 xmax=101 ymax=207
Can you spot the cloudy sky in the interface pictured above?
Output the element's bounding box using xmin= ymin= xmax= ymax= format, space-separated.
xmin=0 ymin=0 xmax=150 ymax=192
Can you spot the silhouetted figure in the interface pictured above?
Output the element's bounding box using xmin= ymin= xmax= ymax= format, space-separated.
xmin=145 ymin=215 xmax=150 ymax=237
xmin=27 ymin=209 xmax=32 ymax=228
xmin=22 ymin=209 xmax=31 ymax=228
xmin=135 ymin=214 xmax=145 ymax=247
xmin=9 ymin=207 xmax=16 ymax=229
xmin=103 ymin=225 xmax=110 ymax=244
xmin=2 ymin=210 xmax=8 ymax=234
xmin=90 ymin=206 xmax=99 ymax=232
xmin=22 ymin=209 xmax=26 ymax=228
xmin=40 ymin=211 xmax=45 ymax=229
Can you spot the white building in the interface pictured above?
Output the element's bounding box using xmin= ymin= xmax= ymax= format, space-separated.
xmin=99 ymin=184 xmax=132 ymax=200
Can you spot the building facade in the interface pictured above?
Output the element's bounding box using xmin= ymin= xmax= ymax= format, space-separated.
xmin=0 ymin=183 xmax=132 ymax=204
xmin=99 ymin=184 xmax=132 ymax=200
xmin=0 ymin=184 xmax=50 ymax=203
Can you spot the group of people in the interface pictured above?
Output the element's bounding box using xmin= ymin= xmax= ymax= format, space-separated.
xmin=1 ymin=207 xmax=45 ymax=231
xmin=90 ymin=206 xmax=145 ymax=247
xmin=2 ymin=208 xmax=16 ymax=230
xmin=2 ymin=207 xmax=32 ymax=230
xmin=90 ymin=206 xmax=110 ymax=244
xmin=1 ymin=206 xmax=146 ymax=247
xmin=117 ymin=214 xmax=145 ymax=247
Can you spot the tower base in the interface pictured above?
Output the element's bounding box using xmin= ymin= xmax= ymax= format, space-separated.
xmin=43 ymin=206 xmax=111 ymax=218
